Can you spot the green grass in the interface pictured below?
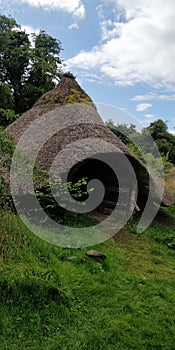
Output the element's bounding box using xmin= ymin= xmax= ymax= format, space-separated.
xmin=1 ymin=209 xmax=175 ymax=349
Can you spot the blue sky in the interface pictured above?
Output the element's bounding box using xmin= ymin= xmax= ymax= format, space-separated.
xmin=1 ymin=0 xmax=175 ymax=132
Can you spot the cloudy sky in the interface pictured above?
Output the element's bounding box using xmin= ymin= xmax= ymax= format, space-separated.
xmin=1 ymin=0 xmax=175 ymax=132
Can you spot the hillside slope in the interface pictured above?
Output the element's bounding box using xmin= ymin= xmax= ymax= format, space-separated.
xmin=1 ymin=210 xmax=175 ymax=349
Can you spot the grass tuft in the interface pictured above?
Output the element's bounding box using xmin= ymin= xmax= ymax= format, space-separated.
xmin=1 ymin=209 xmax=175 ymax=349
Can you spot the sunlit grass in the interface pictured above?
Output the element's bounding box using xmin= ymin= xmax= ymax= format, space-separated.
xmin=1 ymin=210 xmax=175 ymax=349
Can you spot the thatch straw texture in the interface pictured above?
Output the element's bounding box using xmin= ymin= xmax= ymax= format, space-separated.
xmin=5 ymin=73 xmax=175 ymax=208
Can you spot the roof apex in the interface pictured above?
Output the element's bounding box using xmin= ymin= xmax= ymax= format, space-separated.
xmin=63 ymin=71 xmax=76 ymax=79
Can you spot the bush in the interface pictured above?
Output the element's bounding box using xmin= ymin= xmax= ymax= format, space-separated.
xmin=0 ymin=129 xmax=15 ymax=211
xmin=34 ymin=176 xmax=92 ymax=223
xmin=143 ymin=152 xmax=173 ymax=178
xmin=0 ymin=108 xmax=18 ymax=128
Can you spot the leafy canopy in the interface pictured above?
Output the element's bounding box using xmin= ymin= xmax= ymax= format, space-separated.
xmin=106 ymin=119 xmax=175 ymax=175
xmin=0 ymin=14 xmax=63 ymax=122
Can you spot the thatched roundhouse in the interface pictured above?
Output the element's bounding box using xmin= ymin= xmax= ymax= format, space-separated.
xmin=6 ymin=73 xmax=175 ymax=221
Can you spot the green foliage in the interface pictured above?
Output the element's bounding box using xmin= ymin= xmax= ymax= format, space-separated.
xmin=107 ymin=120 xmax=175 ymax=173
xmin=26 ymin=29 xmax=62 ymax=110
xmin=165 ymin=204 xmax=175 ymax=221
xmin=106 ymin=120 xmax=137 ymax=145
xmin=0 ymin=82 xmax=14 ymax=110
xmin=143 ymin=152 xmax=172 ymax=178
xmin=146 ymin=119 xmax=168 ymax=137
xmin=0 ymin=14 xmax=63 ymax=117
xmin=0 ymin=129 xmax=15 ymax=210
xmin=145 ymin=120 xmax=175 ymax=164
xmin=2 ymin=211 xmax=175 ymax=349
xmin=35 ymin=176 xmax=92 ymax=223
xmin=125 ymin=142 xmax=145 ymax=162
xmin=106 ymin=120 xmax=148 ymax=159
xmin=0 ymin=128 xmax=15 ymax=167
xmin=0 ymin=108 xmax=18 ymax=128
xmin=0 ymin=176 xmax=12 ymax=211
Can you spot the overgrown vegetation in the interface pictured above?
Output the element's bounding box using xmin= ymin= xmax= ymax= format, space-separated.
xmin=106 ymin=119 xmax=175 ymax=176
xmin=31 ymin=175 xmax=94 ymax=225
xmin=1 ymin=209 xmax=175 ymax=349
xmin=65 ymin=89 xmax=92 ymax=104
xmin=0 ymin=129 xmax=15 ymax=210
xmin=1 ymin=12 xmax=175 ymax=350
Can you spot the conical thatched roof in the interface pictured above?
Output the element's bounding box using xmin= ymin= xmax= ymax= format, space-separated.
xmin=6 ymin=73 xmax=93 ymax=140
xmin=5 ymin=73 xmax=175 ymax=210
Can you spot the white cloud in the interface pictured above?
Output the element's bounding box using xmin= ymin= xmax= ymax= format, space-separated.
xmin=68 ymin=23 xmax=79 ymax=30
xmin=21 ymin=25 xmax=40 ymax=36
xmin=145 ymin=114 xmax=155 ymax=119
xmin=97 ymin=3 xmax=124 ymax=42
xmin=136 ymin=103 xmax=152 ymax=112
xmin=100 ymin=19 xmax=123 ymax=42
xmin=132 ymin=93 xmax=175 ymax=101
xmin=67 ymin=0 xmax=175 ymax=88
xmin=19 ymin=0 xmax=85 ymax=18
xmin=169 ymin=130 xmax=175 ymax=135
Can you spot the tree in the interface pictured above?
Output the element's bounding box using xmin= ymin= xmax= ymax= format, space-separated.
xmin=106 ymin=119 xmax=138 ymax=145
xmin=106 ymin=119 xmax=175 ymax=171
xmin=0 ymin=14 xmax=63 ymax=118
xmin=146 ymin=119 xmax=168 ymax=139
xmin=0 ymin=83 xmax=14 ymax=110
xmin=0 ymin=16 xmax=30 ymax=113
xmin=145 ymin=120 xmax=175 ymax=163
xmin=21 ymin=30 xmax=63 ymax=112
xmin=0 ymin=108 xmax=17 ymax=128
xmin=106 ymin=120 xmax=145 ymax=160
